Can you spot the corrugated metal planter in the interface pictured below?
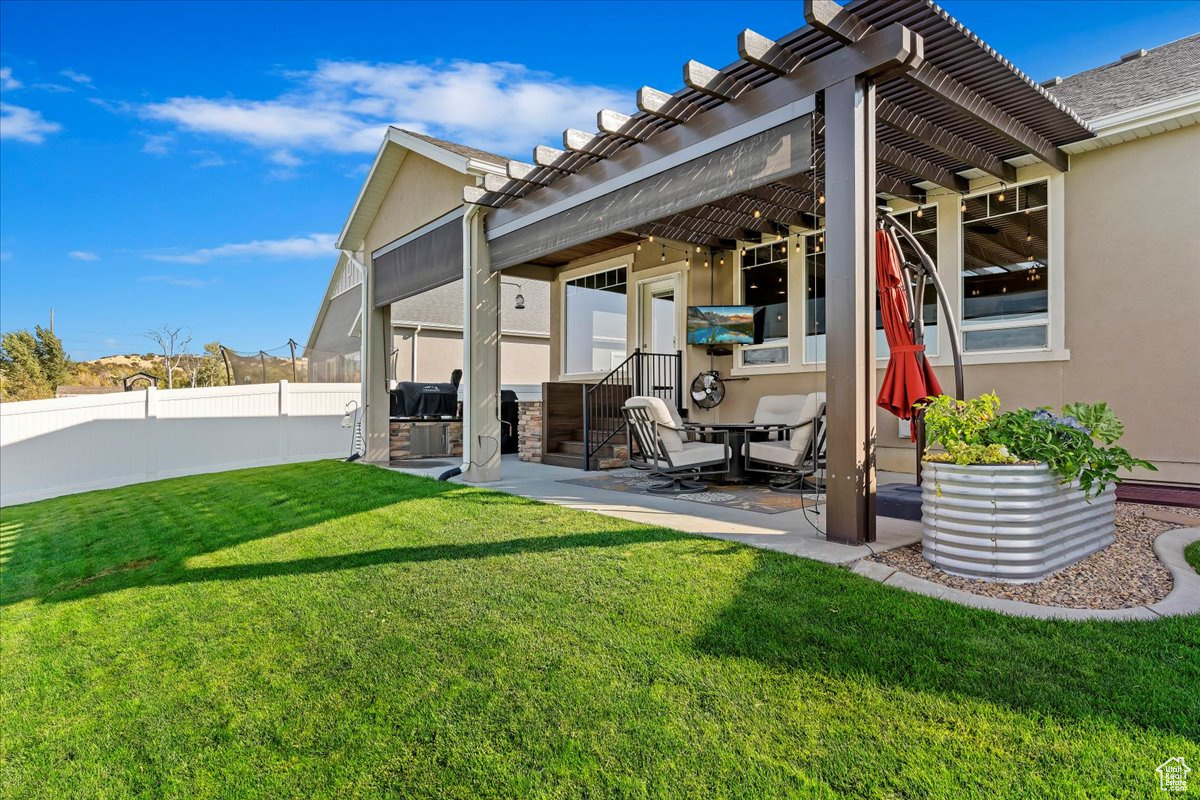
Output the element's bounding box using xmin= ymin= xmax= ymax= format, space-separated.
xmin=921 ymin=462 xmax=1116 ymax=583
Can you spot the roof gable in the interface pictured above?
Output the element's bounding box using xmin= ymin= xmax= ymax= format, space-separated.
xmin=336 ymin=127 xmax=507 ymax=252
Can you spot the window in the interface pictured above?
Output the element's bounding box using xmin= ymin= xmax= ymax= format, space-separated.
xmin=802 ymin=231 xmax=827 ymax=363
xmin=803 ymin=208 xmax=940 ymax=364
xmin=739 ymin=240 xmax=790 ymax=366
xmin=564 ymin=267 xmax=627 ymax=374
xmin=883 ymin=207 xmax=940 ymax=358
xmin=961 ymin=180 xmax=1050 ymax=351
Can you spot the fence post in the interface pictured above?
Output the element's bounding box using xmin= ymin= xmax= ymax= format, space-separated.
xmin=145 ymin=385 xmax=157 ymax=482
xmin=278 ymin=380 xmax=290 ymax=463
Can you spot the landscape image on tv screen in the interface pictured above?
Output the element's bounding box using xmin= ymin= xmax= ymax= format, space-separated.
xmin=686 ymin=306 xmax=755 ymax=345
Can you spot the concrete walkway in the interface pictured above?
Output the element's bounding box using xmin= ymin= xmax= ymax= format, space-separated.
xmin=386 ymin=455 xmax=920 ymax=565
xmin=385 ymin=455 xmax=1200 ymax=620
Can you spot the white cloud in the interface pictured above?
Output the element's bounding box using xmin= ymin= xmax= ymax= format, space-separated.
xmin=68 ymin=250 xmax=100 ymax=261
xmin=60 ymin=69 xmax=93 ymax=86
xmin=192 ymin=150 xmax=228 ymax=168
xmin=142 ymin=133 xmax=174 ymax=155
xmin=0 ymin=67 xmax=21 ymax=91
xmin=145 ymin=233 xmax=336 ymax=264
xmin=140 ymin=275 xmax=219 ymax=288
xmin=138 ymin=58 xmax=627 ymax=159
xmin=0 ymin=102 xmax=62 ymax=143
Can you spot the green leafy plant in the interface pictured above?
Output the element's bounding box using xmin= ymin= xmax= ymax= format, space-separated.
xmin=1061 ymin=401 xmax=1124 ymax=444
xmin=917 ymin=392 xmax=1003 ymax=451
xmin=916 ymin=394 xmax=1156 ymax=500
xmin=985 ymin=407 xmax=1155 ymax=499
xmin=924 ymin=442 xmax=1017 ymax=466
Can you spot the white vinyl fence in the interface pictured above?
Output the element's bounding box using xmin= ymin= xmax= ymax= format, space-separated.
xmin=0 ymin=382 xmax=361 ymax=507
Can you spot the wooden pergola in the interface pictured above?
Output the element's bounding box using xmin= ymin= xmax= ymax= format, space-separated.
xmin=437 ymin=0 xmax=1095 ymax=544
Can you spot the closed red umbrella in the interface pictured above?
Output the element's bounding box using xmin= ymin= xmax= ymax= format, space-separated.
xmin=876 ymin=228 xmax=941 ymax=435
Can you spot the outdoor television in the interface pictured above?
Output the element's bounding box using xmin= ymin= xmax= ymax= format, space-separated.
xmin=686 ymin=306 xmax=755 ymax=345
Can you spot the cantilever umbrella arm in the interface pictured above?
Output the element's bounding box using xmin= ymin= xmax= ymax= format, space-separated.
xmin=878 ymin=212 xmax=964 ymax=401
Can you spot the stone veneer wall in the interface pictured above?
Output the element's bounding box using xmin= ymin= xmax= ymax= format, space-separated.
xmin=518 ymin=401 xmax=542 ymax=463
xmin=389 ymin=420 xmax=463 ymax=462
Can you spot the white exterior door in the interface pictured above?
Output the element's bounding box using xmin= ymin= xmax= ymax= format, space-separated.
xmin=638 ymin=276 xmax=679 ymax=353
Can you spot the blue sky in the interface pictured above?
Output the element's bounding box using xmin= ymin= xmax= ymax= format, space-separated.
xmin=2 ymin=1 xmax=1196 ymax=360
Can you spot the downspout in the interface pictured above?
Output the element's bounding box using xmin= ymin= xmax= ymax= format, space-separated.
xmin=411 ymin=324 xmax=422 ymax=381
xmin=343 ymin=248 xmax=368 ymax=458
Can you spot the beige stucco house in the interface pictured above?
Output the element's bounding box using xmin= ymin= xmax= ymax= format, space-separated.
xmin=306 ymin=130 xmax=550 ymax=389
xmin=330 ymin=2 xmax=1198 ymax=545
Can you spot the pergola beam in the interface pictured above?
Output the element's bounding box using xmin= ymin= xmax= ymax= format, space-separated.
xmin=597 ymin=109 xmax=649 ymax=141
xmin=738 ymin=28 xmax=807 ymax=75
xmin=877 ymin=140 xmax=970 ymax=193
xmin=804 ymin=0 xmax=1070 ymax=172
xmin=634 ymin=221 xmax=724 ymax=249
xmin=877 ymin=98 xmax=1017 ymax=183
xmin=636 ymin=86 xmax=703 ymax=123
xmin=683 ymin=60 xmax=752 ymax=100
xmin=563 ymin=129 xmax=610 ymax=157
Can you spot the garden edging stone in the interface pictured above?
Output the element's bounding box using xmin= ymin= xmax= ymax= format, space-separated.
xmin=851 ymin=527 xmax=1200 ymax=620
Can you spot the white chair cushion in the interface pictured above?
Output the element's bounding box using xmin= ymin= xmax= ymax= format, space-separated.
xmin=753 ymin=394 xmax=807 ymax=427
xmin=624 ymin=396 xmax=684 ymax=452
xmin=788 ymin=392 xmax=826 ymax=454
xmin=670 ymin=441 xmax=730 ymax=468
xmin=745 ymin=439 xmax=805 ymax=467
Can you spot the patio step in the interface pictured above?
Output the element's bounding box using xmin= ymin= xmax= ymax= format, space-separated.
xmin=541 ymin=451 xmax=628 ymax=471
xmin=556 ymin=440 xmax=625 ymax=458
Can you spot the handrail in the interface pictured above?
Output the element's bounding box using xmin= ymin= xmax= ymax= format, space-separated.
xmin=582 ymin=348 xmax=682 ymax=470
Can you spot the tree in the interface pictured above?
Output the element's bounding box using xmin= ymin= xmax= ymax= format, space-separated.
xmin=0 ymin=330 xmax=49 ymax=400
xmin=0 ymin=326 xmax=71 ymax=401
xmin=178 ymin=342 xmax=229 ymax=388
xmin=33 ymin=325 xmax=70 ymax=389
xmin=144 ymin=325 xmax=192 ymax=390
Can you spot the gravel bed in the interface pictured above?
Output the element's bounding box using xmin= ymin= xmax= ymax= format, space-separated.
xmin=871 ymin=503 xmax=1200 ymax=609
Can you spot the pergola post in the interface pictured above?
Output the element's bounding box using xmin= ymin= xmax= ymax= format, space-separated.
xmin=461 ymin=206 xmax=502 ymax=482
xmin=823 ymin=75 xmax=878 ymax=544
xmin=359 ymin=251 xmax=392 ymax=463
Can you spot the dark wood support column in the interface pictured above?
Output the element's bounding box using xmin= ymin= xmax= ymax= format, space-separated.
xmin=823 ymin=76 xmax=877 ymax=545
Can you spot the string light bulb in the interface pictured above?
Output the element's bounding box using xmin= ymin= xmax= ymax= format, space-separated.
xmin=636 ymin=242 xmax=642 ymax=251
xmin=818 ymin=194 xmax=826 ymax=205
xmin=648 ymin=235 xmax=654 ymax=243
xmin=960 ymin=197 xmax=967 ymax=213
xmin=915 ymin=207 xmax=924 ymax=219
xmin=753 ymin=209 xmax=762 ymax=219
xmin=997 ymin=185 xmax=1006 ymax=202
xmin=660 ymin=245 xmax=666 ymax=262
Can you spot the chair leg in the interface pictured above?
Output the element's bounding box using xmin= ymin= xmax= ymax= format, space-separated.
xmin=767 ymin=474 xmax=807 ymax=494
xmin=646 ymin=474 xmax=708 ymax=494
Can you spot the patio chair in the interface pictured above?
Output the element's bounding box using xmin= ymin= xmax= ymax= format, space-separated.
xmin=749 ymin=394 xmax=808 ymax=441
xmin=622 ymin=396 xmax=730 ymax=494
xmin=744 ymin=394 xmax=827 ymax=496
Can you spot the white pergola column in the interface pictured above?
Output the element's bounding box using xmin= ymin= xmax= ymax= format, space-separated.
xmin=461 ymin=205 xmax=502 ymax=482
xmin=822 ymin=75 xmax=878 ymax=544
xmin=355 ymin=249 xmax=392 ymax=463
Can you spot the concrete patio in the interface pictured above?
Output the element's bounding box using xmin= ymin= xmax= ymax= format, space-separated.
xmin=385 ymin=455 xmax=920 ymax=565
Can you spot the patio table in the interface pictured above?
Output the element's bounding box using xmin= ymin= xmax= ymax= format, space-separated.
xmin=688 ymin=422 xmax=788 ymax=484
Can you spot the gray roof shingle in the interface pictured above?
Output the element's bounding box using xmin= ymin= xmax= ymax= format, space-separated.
xmin=1047 ymin=34 xmax=1200 ymax=121
xmin=396 ymin=129 xmax=508 ymax=167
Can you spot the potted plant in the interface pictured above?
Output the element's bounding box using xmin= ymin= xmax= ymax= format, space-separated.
xmin=916 ymin=393 xmax=1155 ymax=583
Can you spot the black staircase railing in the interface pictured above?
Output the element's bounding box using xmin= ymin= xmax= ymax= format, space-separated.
xmin=583 ymin=348 xmax=682 ymax=471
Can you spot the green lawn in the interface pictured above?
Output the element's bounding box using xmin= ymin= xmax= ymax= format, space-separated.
xmin=2 ymin=461 xmax=1198 ymax=799
xmin=1187 ymin=540 xmax=1200 ymax=575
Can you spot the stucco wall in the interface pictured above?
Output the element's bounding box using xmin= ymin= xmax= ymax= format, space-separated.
xmin=363 ymin=154 xmax=470 ymax=256
xmin=543 ymin=125 xmax=1200 ymax=484
xmin=393 ymin=327 xmax=549 ymax=385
